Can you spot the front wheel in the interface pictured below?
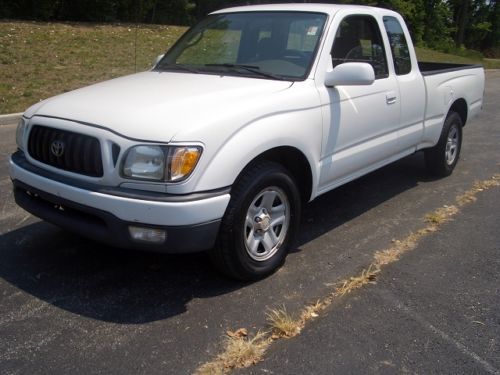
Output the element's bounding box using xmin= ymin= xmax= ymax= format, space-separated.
xmin=425 ymin=111 xmax=463 ymax=177
xmin=210 ymin=161 xmax=301 ymax=280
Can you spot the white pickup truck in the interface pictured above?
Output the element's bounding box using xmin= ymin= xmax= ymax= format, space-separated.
xmin=10 ymin=4 xmax=485 ymax=280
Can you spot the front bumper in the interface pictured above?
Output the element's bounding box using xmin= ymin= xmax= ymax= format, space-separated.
xmin=9 ymin=152 xmax=231 ymax=253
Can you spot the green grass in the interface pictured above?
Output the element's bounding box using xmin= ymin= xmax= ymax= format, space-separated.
xmin=415 ymin=47 xmax=500 ymax=69
xmin=0 ymin=21 xmax=498 ymax=114
xmin=0 ymin=21 xmax=186 ymax=114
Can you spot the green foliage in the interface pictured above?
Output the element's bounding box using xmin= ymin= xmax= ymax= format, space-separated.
xmin=148 ymin=0 xmax=196 ymax=25
xmin=382 ymin=0 xmax=426 ymax=45
xmin=465 ymin=0 xmax=497 ymax=50
xmin=0 ymin=0 xmax=59 ymax=20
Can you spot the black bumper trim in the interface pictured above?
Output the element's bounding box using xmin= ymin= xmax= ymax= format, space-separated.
xmin=12 ymin=151 xmax=231 ymax=202
xmin=13 ymin=180 xmax=221 ymax=253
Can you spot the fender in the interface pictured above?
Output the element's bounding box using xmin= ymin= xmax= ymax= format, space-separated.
xmin=419 ymin=67 xmax=483 ymax=150
xmin=192 ymin=105 xmax=323 ymax=200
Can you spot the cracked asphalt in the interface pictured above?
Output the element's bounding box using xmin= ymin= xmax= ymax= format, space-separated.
xmin=0 ymin=71 xmax=499 ymax=374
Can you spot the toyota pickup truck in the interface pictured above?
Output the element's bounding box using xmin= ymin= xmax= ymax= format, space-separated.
xmin=10 ymin=4 xmax=485 ymax=280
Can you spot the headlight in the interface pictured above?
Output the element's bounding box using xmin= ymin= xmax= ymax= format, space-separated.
xmin=122 ymin=145 xmax=202 ymax=182
xmin=16 ymin=118 xmax=27 ymax=150
xmin=123 ymin=145 xmax=165 ymax=180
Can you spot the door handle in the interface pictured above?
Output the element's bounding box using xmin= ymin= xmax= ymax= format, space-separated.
xmin=386 ymin=92 xmax=397 ymax=105
xmin=385 ymin=93 xmax=398 ymax=105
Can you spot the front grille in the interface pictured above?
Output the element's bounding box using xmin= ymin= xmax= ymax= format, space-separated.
xmin=28 ymin=125 xmax=104 ymax=177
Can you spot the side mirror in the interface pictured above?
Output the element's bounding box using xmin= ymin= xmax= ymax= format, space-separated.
xmin=325 ymin=62 xmax=375 ymax=87
xmin=152 ymin=54 xmax=165 ymax=69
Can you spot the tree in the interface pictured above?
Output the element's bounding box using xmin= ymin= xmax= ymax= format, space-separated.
xmin=452 ymin=0 xmax=471 ymax=47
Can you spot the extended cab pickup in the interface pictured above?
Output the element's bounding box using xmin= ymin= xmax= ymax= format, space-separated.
xmin=10 ymin=4 xmax=485 ymax=280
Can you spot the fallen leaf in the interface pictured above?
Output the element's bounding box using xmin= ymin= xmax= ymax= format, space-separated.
xmin=226 ymin=328 xmax=248 ymax=338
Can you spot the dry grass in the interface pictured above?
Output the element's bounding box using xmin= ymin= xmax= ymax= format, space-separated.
xmin=373 ymin=232 xmax=421 ymax=267
xmin=195 ymin=174 xmax=500 ymax=374
xmin=425 ymin=205 xmax=459 ymax=225
xmin=300 ymin=300 xmax=322 ymax=321
xmin=471 ymin=177 xmax=500 ymax=191
xmin=266 ymin=305 xmax=302 ymax=338
xmin=195 ymin=331 xmax=270 ymax=375
xmin=456 ymin=192 xmax=478 ymax=206
xmin=456 ymin=175 xmax=500 ymax=206
xmin=334 ymin=264 xmax=380 ymax=297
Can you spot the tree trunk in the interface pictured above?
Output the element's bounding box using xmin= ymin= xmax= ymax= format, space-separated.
xmin=455 ymin=0 xmax=471 ymax=47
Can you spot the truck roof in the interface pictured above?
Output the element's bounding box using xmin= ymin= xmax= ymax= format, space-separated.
xmin=211 ymin=3 xmax=395 ymax=17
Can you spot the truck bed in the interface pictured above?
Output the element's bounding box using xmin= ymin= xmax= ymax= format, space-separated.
xmin=418 ymin=61 xmax=483 ymax=76
xmin=419 ymin=62 xmax=484 ymax=151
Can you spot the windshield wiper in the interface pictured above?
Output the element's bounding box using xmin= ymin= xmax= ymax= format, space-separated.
xmin=204 ymin=63 xmax=285 ymax=80
xmin=156 ymin=63 xmax=201 ymax=74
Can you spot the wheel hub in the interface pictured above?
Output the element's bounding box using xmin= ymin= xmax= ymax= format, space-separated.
xmin=243 ymin=186 xmax=291 ymax=262
xmin=445 ymin=125 xmax=459 ymax=165
xmin=254 ymin=209 xmax=271 ymax=232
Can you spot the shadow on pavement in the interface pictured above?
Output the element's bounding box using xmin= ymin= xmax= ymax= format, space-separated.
xmin=297 ymin=153 xmax=433 ymax=247
xmin=0 ymin=152 xmax=434 ymax=324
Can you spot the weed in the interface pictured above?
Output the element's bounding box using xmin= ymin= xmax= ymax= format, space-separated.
xmin=456 ymin=176 xmax=500 ymax=207
xmin=334 ymin=264 xmax=380 ymax=297
xmin=266 ymin=305 xmax=302 ymax=338
xmin=300 ymin=300 xmax=323 ymax=321
xmin=425 ymin=205 xmax=459 ymax=225
xmin=195 ymin=331 xmax=270 ymax=375
xmin=456 ymin=192 xmax=477 ymax=206
xmin=374 ymin=236 xmax=410 ymax=267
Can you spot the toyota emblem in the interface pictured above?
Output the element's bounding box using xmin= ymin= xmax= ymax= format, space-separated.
xmin=50 ymin=140 xmax=65 ymax=157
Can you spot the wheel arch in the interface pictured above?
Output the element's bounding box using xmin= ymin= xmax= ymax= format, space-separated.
xmin=449 ymin=98 xmax=468 ymax=126
xmin=188 ymin=108 xmax=322 ymax=200
xmin=239 ymin=146 xmax=314 ymax=203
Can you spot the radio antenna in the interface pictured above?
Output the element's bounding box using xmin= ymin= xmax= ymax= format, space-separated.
xmin=134 ymin=0 xmax=141 ymax=72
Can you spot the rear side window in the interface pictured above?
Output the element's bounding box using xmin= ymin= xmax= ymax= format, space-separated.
xmin=383 ymin=16 xmax=412 ymax=75
xmin=331 ymin=15 xmax=388 ymax=79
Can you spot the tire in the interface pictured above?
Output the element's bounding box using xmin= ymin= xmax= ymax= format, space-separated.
xmin=210 ymin=161 xmax=301 ymax=280
xmin=424 ymin=111 xmax=463 ymax=177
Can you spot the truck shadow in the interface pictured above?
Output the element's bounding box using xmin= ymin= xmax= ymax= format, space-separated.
xmin=296 ymin=152 xmax=434 ymax=248
xmin=0 ymin=152 xmax=434 ymax=324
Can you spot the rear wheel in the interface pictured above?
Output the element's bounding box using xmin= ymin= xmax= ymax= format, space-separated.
xmin=210 ymin=161 xmax=301 ymax=280
xmin=425 ymin=111 xmax=463 ymax=177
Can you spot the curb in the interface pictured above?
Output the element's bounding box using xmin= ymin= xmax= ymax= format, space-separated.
xmin=0 ymin=112 xmax=22 ymax=126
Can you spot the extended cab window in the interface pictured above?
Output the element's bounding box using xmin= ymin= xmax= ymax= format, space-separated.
xmin=383 ymin=16 xmax=412 ymax=75
xmin=331 ymin=15 xmax=388 ymax=79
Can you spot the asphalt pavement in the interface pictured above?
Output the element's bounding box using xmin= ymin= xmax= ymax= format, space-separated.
xmin=0 ymin=71 xmax=499 ymax=375
xmin=245 ymin=187 xmax=500 ymax=375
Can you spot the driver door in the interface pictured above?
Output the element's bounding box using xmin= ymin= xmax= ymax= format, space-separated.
xmin=317 ymin=15 xmax=401 ymax=193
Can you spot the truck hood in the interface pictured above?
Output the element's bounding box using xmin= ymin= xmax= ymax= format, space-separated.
xmin=27 ymin=71 xmax=293 ymax=142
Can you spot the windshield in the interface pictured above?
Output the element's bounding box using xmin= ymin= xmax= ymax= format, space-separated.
xmin=157 ymin=11 xmax=327 ymax=80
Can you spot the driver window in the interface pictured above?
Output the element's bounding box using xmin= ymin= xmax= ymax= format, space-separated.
xmin=331 ymin=15 xmax=388 ymax=79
